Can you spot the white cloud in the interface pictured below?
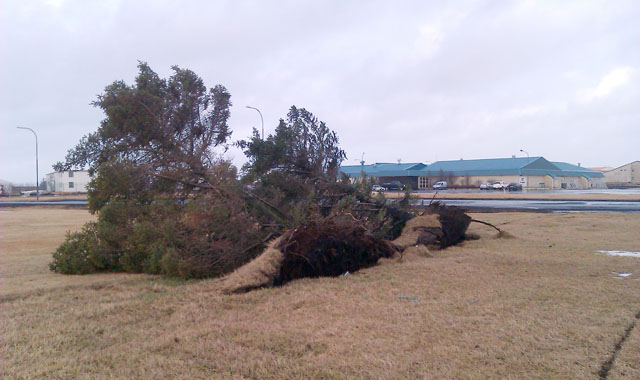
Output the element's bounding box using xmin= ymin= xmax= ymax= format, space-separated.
xmin=414 ymin=22 xmax=444 ymax=59
xmin=42 ymin=0 xmax=67 ymax=8
xmin=412 ymin=11 xmax=466 ymax=60
xmin=582 ymin=67 xmax=635 ymax=101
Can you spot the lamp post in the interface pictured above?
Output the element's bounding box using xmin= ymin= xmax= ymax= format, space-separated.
xmin=17 ymin=127 xmax=39 ymax=200
xmin=520 ymin=149 xmax=530 ymax=190
xmin=246 ymin=106 xmax=264 ymax=140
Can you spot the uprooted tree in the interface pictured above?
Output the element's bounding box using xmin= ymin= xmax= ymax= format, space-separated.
xmin=238 ymin=106 xmax=347 ymax=226
xmin=50 ymin=63 xmax=380 ymax=277
xmin=51 ymin=62 xmax=488 ymax=282
xmin=238 ymin=108 xmax=423 ymax=240
xmin=50 ymin=62 xmax=267 ymax=276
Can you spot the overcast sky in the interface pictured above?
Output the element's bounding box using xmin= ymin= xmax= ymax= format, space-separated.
xmin=1 ymin=0 xmax=638 ymax=184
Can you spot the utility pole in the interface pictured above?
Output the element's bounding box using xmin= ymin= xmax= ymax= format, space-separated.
xmin=17 ymin=127 xmax=39 ymax=200
xmin=246 ymin=106 xmax=264 ymax=140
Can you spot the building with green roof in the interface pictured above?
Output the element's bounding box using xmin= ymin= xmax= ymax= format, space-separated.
xmin=339 ymin=162 xmax=429 ymax=189
xmin=339 ymin=157 xmax=606 ymax=189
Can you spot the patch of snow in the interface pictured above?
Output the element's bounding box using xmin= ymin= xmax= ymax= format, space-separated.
xmin=599 ymin=250 xmax=640 ymax=258
xmin=617 ymin=272 xmax=632 ymax=278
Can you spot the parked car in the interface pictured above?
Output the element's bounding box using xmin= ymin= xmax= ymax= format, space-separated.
xmin=432 ymin=181 xmax=448 ymax=190
xmin=371 ymin=185 xmax=385 ymax=193
xmin=492 ymin=181 xmax=508 ymax=190
xmin=382 ymin=181 xmax=405 ymax=191
xmin=506 ymin=182 xmax=523 ymax=191
xmin=479 ymin=182 xmax=491 ymax=190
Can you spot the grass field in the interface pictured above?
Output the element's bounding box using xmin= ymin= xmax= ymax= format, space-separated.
xmin=1 ymin=207 xmax=639 ymax=379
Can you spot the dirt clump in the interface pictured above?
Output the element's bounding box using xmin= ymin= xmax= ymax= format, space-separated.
xmin=430 ymin=202 xmax=472 ymax=247
xmin=273 ymin=218 xmax=397 ymax=286
xmin=392 ymin=203 xmax=471 ymax=250
xmin=392 ymin=214 xmax=440 ymax=248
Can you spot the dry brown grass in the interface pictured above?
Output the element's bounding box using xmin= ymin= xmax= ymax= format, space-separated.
xmin=0 ymin=194 xmax=88 ymax=202
xmin=2 ymin=207 xmax=640 ymax=379
xmin=398 ymin=244 xmax=433 ymax=261
xmin=383 ymin=191 xmax=640 ymax=201
xmin=609 ymin=313 xmax=640 ymax=379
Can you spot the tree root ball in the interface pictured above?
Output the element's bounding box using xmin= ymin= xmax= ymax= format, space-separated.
xmin=274 ymin=219 xmax=397 ymax=285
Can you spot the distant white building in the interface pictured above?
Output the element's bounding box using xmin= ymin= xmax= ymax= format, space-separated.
xmin=46 ymin=170 xmax=92 ymax=193
xmin=604 ymin=161 xmax=640 ymax=187
xmin=0 ymin=179 xmax=12 ymax=195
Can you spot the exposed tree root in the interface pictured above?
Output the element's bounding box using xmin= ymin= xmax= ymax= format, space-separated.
xmin=274 ymin=219 xmax=397 ymax=285
xmin=223 ymin=202 xmax=487 ymax=293
xmin=470 ymin=218 xmax=514 ymax=239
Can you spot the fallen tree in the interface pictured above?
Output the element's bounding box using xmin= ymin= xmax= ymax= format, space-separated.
xmin=222 ymin=201 xmax=484 ymax=293
xmin=49 ymin=62 xmax=505 ymax=283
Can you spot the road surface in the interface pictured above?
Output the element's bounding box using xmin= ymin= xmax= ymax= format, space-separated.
xmin=1 ymin=199 xmax=639 ymax=212
xmin=412 ymin=198 xmax=640 ymax=212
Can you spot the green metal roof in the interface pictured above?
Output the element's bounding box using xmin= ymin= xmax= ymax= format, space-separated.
xmin=340 ymin=157 xmax=604 ymax=179
xmin=339 ymin=162 xmax=427 ymax=178
xmin=424 ymin=157 xmax=552 ymax=176
xmin=424 ymin=157 xmax=603 ymax=178
xmin=550 ymin=162 xmax=605 ymax=178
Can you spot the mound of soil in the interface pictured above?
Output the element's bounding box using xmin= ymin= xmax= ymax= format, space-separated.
xmin=393 ymin=214 xmax=440 ymax=248
xmin=428 ymin=202 xmax=471 ymax=248
xmin=392 ymin=203 xmax=471 ymax=250
xmin=274 ymin=219 xmax=397 ymax=285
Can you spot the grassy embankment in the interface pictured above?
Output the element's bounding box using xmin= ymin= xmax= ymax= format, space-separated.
xmin=1 ymin=207 xmax=639 ymax=379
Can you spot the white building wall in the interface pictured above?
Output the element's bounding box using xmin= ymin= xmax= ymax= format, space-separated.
xmin=46 ymin=170 xmax=92 ymax=193
xmin=604 ymin=161 xmax=640 ymax=185
xmin=432 ymin=174 xmax=602 ymax=189
xmin=442 ymin=175 xmax=553 ymax=189
xmin=0 ymin=179 xmax=12 ymax=195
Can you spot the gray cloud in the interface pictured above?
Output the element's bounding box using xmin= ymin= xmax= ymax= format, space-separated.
xmin=2 ymin=0 xmax=638 ymax=183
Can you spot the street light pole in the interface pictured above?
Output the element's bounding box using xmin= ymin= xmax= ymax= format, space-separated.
xmin=520 ymin=149 xmax=530 ymax=190
xmin=246 ymin=106 xmax=264 ymax=140
xmin=17 ymin=127 xmax=39 ymax=200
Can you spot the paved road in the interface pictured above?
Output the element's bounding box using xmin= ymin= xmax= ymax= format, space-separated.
xmin=0 ymin=200 xmax=88 ymax=207
xmin=413 ymin=188 xmax=640 ymax=195
xmin=413 ymin=198 xmax=640 ymax=212
xmin=2 ymin=199 xmax=639 ymax=212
